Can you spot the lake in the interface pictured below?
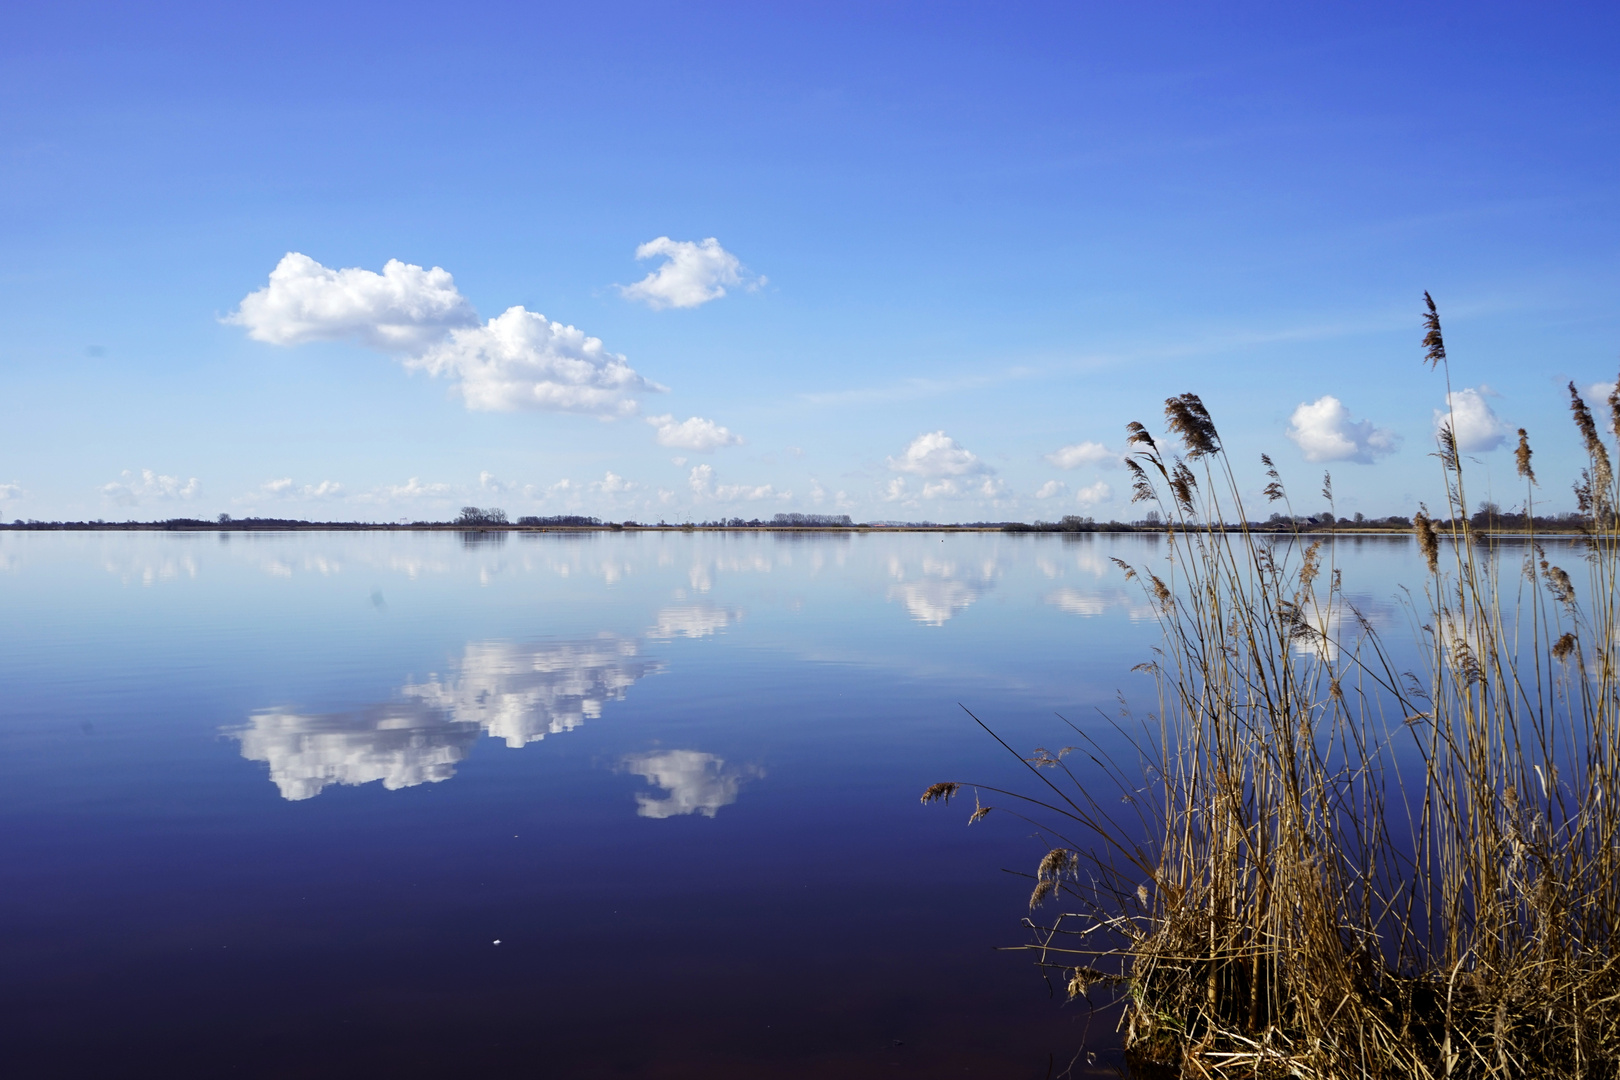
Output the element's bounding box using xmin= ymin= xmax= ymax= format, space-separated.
xmin=0 ymin=528 xmax=1435 ymax=1077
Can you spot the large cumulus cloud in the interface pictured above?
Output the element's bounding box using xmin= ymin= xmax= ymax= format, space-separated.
xmin=229 ymin=253 xmax=664 ymax=418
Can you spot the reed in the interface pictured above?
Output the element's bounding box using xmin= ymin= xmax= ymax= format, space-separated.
xmin=926 ymin=297 xmax=1620 ymax=1077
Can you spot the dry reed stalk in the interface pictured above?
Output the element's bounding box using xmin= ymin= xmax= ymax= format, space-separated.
xmin=925 ymin=296 xmax=1620 ymax=1078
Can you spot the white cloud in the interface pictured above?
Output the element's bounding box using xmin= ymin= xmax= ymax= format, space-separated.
xmin=258 ymin=477 xmax=343 ymax=500
xmin=622 ymin=749 xmax=760 ymax=819
xmin=226 ymin=252 xmax=478 ymax=351
xmin=888 ymin=431 xmax=992 ymax=478
xmin=619 ymin=237 xmax=760 ymax=310
xmin=479 ymin=471 xmax=510 ymax=494
xmin=688 ymin=464 xmax=784 ymax=502
xmin=232 ymin=254 xmax=663 ymax=418
xmin=1076 ymin=480 xmax=1112 ymax=506
xmin=1286 ymin=396 xmax=1400 ymax=464
xmin=0 ymin=482 xmax=23 ymax=501
xmin=1045 ymin=441 xmax=1120 ymax=469
xmin=100 ymin=469 xmax=200 ymax=506
xmin=354 ymin=477 xmax=453 ymax=505
xmin=1436 ymin=387 xmax=1508 ymax=453
xmin=409 ymin=306 xmax=663 ymax=417
xmin=646 ymin=414 xmax=743 ymax=451
xmin=1035 ymin=480 xmax=1066 ymax=499
xmin=389 ymin=477 xmax=451 ymax=499
xmin=919 ymin=476 xmax=1005 ymax=500
xmin=590 ymin=471 xmax=639 ymax=495
xmin=882 ymin=433 xmax=1003 ymax=503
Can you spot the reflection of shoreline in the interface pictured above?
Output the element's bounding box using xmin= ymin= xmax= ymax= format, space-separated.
xmin=232 ymin=636 xmax=662 ymax=800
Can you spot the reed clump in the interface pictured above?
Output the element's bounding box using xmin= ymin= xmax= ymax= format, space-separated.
xmin=927 ymin=297 xmax=1620 ymax=1077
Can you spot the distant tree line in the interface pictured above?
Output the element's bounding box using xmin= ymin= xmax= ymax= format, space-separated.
xmin=0 ymin=504 xmax=1594 ymax=533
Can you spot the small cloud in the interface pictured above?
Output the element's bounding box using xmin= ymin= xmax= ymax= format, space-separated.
xmin=1286 ymin=396 xmax=1400 ymax=464
xmin=0 ymin=482 xmax=22 ymax=501
xmin=1035 ymin=480 xmax=1066 ymax=499
xmin=1436 ymin=387 xmax=1508 ymax=453
xmin=100 ymin=469 xmax=200 ymax=507
xmin=810 ymin=479 xmax=851 ymax=510
xmin=479 ymin=471 xmax=511 ymax=494
xmin=619 ymin=237 xmax=761 ymax=310
xmin=884 ymin=433 xmax=1006 ymax=503
xmin=256 ymin=477 xmax=343 ymax=500
xmin=1045 ymin=441 xmax=1119 ymax=470
xmin=590 ymin=472 xmax=639 ymax=495
xmin=354 ymin=477 xmax=452 ymax=504
xmin=646 ymin=414 xmax=743 ymax=451
xmin=887 ymin=431 xmax=992 ymax=479
xmin=1076 ymin=480 xmax=1112 ymax=507
xmin=689 ymin=464 xmax=784 ymax=502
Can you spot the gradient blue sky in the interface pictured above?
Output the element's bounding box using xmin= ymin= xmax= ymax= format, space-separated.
xmin=3 ymin=2 xmax=1617 ymax=522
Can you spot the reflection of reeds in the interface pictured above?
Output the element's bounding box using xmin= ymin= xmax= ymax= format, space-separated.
xmin=927 ymin=298 xmax=1620 ymax=1077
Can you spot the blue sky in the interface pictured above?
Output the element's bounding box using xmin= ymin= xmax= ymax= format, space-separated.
xmin=3 ymin=2 xmax=1617 ymax=523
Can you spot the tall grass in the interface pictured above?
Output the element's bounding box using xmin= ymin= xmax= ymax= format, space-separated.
xmin=926 ymin=297 xmax=1620 ymax=1077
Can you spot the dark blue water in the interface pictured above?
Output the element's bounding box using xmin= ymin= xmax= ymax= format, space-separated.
xmin=0 ymin=529 xmax=1432 ymax=1078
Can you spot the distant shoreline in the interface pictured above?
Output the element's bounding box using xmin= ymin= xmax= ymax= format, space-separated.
xmin=0 ymin=521 xmax=1586 ymax=536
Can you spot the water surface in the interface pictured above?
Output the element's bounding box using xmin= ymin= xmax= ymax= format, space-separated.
xmin=0 ymin=529 xmax=1435 ymax=1077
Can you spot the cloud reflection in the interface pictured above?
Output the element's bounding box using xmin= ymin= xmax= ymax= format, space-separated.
xmin=622 ymin=750 xmax=761 ymax=819
xmin=649 ymin=603 xmax=740 ymax=639
xmin=233 ymin=636 xmax=662 ymax=799
xmin=885 ymin=555 xmax=998 ymax=625
xmin=235 ymin=702 xmax=478 ymax=801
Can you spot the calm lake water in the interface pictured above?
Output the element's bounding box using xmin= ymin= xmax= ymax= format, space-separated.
xmin=0 ymin=529 xmax=1438 ymax=1078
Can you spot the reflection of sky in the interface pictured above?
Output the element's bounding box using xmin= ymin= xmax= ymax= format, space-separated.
xmin=233 ymin=636 xmax=662 ymax=799
xmin=622 ymin=750 xmax=761 ymax=819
